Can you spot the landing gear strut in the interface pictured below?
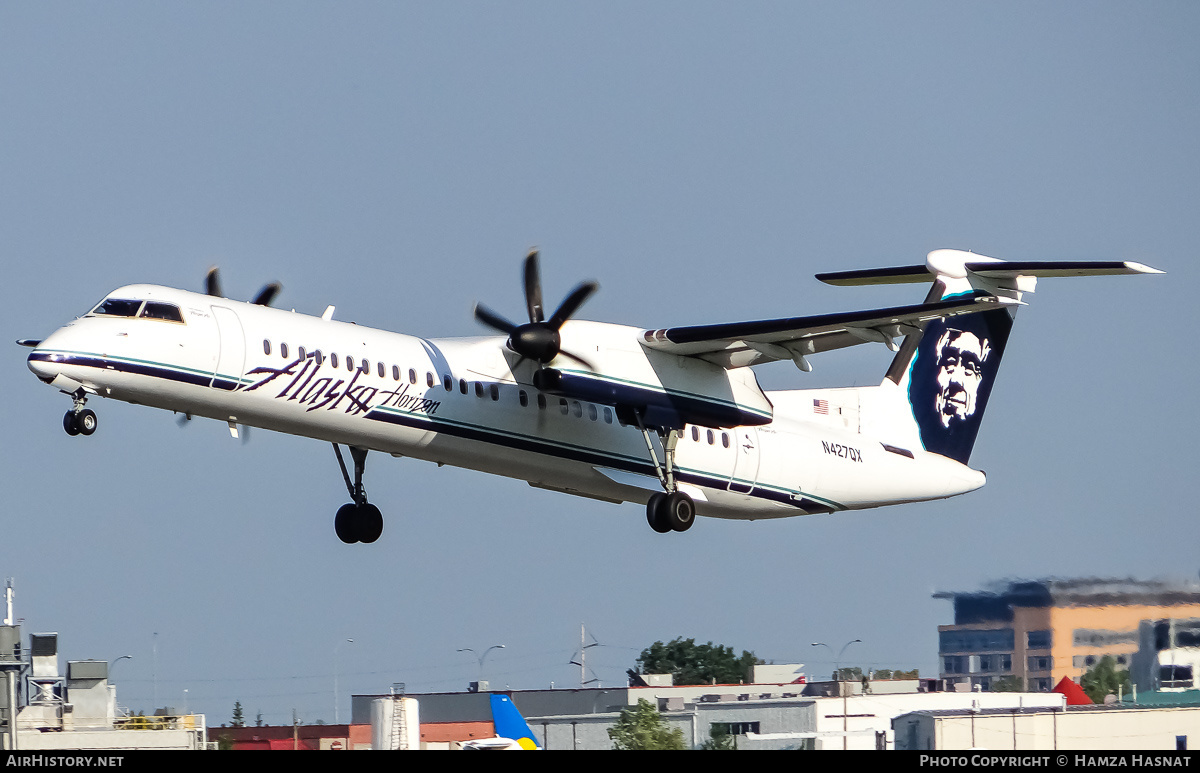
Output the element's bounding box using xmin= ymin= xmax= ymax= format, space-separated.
xmin=332 ymin=444 xmax=383 ymax=544
xmin=635 ymin=416 xmax=695 ymax=534
xmin=62 ymin=391 xmax=97 ymax=437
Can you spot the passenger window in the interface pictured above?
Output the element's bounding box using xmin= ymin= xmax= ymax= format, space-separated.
xmin=537 ymin=394 xmax=547 ymax=410
xmin=588 ymin=404 xmax=597 ymax=421
xmin=346 ymin=356 xmax=355 ymax=372
xmin=460 ymin=379 xmax=467 ymax=395
xmin=331 ymin=353 xmax=339 ymax=368
xmin=280 ymin=343 xmax=289 ymax=359
xmin=442 ymin=374 xmax=451 ymax=391
xmin=691 ymin=426 xmax=699 ymax=442
xmin=707 ymin=430 xmax=715 ymax=445
xmin=490 ymin=384 xmax=499 ymax=401
xmin=722 ymin=432 xmax=730 ymax=448
xmin=474 ymin=382 xmax=484 ymax=398
xmin=603 ymin=407 xmax=612 ymax=424
xmin=572 ymin=401 xmax=583 ymax=418
xmin=377 ymin=362 xmax=385 ymax=378
xmin=314 ymin=350 xmax=324 ymax=365
xmin=263 ymin=339 xmax=271 ymax=356
xmin=559 ymin=399 xmax=569 ymax=415
xmin=408 ymin=368 xmax=416 ymax=384
xmin=519 ymin=390 xmax=529 ymax=407
xmin=298 ymin=346 xmax=307 ymax=360
xmin=140 ymin=302 xmax=183 ymax=322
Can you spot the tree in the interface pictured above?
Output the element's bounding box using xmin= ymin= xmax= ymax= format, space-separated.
xmin=836 ymin=666 xmax=863 ymax=681
xmin=634 ymin=638 xmax=763 ymax=685
xmin=1081 ymin=656 xmax=1131 ymax=704
xmin=231 ymin=701 xmax=245 ymax=728
xmin=700 ymin=724 xmax=737 ymax=750
xmin=608 ymin=698 xmax=686 ymax=750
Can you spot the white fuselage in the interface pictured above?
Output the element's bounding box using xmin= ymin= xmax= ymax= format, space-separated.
xmin=28 ymin=285 xmax=985 ymax=521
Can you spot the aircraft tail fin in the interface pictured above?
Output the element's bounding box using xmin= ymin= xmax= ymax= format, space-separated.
xmin=819 ymin=250 xmax=1162 ymax=464
xmin=489 ymin=694 xmax=540 ymax=750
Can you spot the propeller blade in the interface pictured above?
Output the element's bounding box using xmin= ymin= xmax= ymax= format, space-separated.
xmin=252 ymin=282 xmax=282 ymax=306
xmin=556 ymin=348 xmax=596 ymax=372
xmin=523 ymin=250 xmax=544 ymax=323
xmin=473 ymin=303 xmax=519 ymax=335
xmin=205 ymin=267 xmax=223 ymax=298
xmin=547 ymin=281 xmax=598 ymax=329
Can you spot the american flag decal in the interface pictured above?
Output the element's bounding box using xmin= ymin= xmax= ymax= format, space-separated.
xmin=813 ymin=399 xmax=828 ymax=415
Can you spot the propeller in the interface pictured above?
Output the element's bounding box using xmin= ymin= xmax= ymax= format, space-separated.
xmin=205 ymin=267 xmax=282 ymax=307
xmin=473 ymin=250 xmax=598 ymax=371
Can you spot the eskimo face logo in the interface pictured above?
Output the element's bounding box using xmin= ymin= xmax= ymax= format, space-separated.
xmin=933 ymin=328 xmax=991 ymax=427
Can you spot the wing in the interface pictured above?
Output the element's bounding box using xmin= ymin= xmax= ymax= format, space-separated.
xmin=640 ymin=296 xmax=1010 ymax=369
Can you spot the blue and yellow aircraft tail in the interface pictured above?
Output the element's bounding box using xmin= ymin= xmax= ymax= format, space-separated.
xmin=490 ymin=694 xmax=540 ymax=750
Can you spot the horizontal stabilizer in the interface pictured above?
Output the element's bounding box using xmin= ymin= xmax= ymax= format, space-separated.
xmin=818 ymin=253 xmax=1163 ymax=287
xmin=963 ymin=260 xmax=1164 ymax=279
xmin=816 ymin=265 xmax=930 ymax=286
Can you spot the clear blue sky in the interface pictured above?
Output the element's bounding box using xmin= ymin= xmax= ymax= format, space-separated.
xmin=3 ymin=2 xmax=1196 ymax=726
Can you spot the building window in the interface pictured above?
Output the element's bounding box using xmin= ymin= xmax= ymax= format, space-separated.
xmin=939 ymin=629 xmax=1015 ymax=653
xmin=1028 ymin=656 xmax=1052 ymax=672
xmin=943 ymin=656 xmax=968 ymax=675
xmin=1027 ymin=630 xmax=1052 ymax=649
xmin=1161 ymin=665 xmax=1194 ymax=689
xmin=711 ymin=722 xmax=760 ymax=736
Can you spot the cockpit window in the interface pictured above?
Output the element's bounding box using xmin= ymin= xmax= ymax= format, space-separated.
xmin=90 ymin=298 xmax=143 ymax=317
xmin=139 ymin=302 xmax=184 ymax=323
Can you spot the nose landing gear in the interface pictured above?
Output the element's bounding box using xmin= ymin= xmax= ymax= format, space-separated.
xmin=62 ymin=391 xmax=97 ymax=437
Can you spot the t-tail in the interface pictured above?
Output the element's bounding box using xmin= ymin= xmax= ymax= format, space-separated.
xmin=818 ymin=249 xmax=1163 ymax=465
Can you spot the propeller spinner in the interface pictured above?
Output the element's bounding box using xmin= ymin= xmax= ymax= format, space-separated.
xmin=474 ymin=250 xmax=598 ymax=370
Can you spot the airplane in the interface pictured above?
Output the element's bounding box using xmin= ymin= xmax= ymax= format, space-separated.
xmin=459 ymin=694 xmax=541 ymax=750
xmin=20 ymin=248 xmax=1161 ymax=543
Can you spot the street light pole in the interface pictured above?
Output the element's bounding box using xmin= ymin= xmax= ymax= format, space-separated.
xmin=335 ymin=638 xmax=354 ymax=725
xmin=812 ymin=639 xmax=862 ymax=750
xmin=458 ymin=645 xmax=506 ymax=688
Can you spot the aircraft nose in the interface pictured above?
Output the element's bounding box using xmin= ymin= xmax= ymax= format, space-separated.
xmin=27 ymin=345 xmax=62 ymax=383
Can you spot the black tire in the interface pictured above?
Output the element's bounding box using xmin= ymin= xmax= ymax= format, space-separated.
xmin=77 ymin=409 xmax=97 ymax=436
xmin=358 ymin=503 xmax=383 ymax=544
xmin=335 ymin=503 xmax=359 ymax=544
xmin=664 ymin=491 xmax=696 ymax=532
xmin=646 ymin=493 xmax=671 ymax=533
xmin=63 ymin=412 xmax=80 ymax=436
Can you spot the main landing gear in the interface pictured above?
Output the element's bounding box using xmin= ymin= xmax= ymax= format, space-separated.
xmin=635 ymin=418 xmax=695 ymax=534
xmin=62 ymin=391 xmax=97 ymax=437
xmin=332 ymin=444 xmax=383 ymax=544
